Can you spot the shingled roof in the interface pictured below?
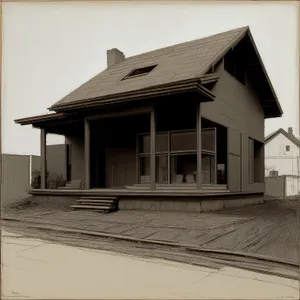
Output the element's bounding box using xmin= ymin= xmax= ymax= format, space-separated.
xmin=50 ymin=27 xmax=247 ymax=110
xmin=48 ymin=26 xmax=282 ymax=117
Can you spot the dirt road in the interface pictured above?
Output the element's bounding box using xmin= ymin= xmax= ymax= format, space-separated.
xmin=3 ymin=198 xmax=300 ymax=266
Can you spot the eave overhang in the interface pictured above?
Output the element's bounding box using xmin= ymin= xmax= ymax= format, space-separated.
xmin=49 ymin=76 xmax=217 ymax=113
xmin=15 ymin=112 xmax=66 ymax=126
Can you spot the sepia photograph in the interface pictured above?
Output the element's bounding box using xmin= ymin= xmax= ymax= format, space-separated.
xmin=1 ymin=0 xmax=299 ymax=299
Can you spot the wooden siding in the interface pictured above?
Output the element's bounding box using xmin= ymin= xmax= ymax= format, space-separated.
xmin=201 ymin=61 xmax=265 ymax=193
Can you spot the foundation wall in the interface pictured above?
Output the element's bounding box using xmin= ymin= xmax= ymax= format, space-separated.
xmin=30 ymin=194 xmax=78 ymax=210
xmin=118 ymin=194 xmax=263 ymax=212
xmin=30 ymin=192 xmax=263 ymax=213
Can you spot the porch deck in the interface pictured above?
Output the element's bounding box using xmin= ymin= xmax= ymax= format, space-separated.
xmin=29 ymin=186 xmax=260 ymax=198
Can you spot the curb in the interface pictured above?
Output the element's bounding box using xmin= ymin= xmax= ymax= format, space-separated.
xmin=3 ymin=216 xmax=298 ymax=269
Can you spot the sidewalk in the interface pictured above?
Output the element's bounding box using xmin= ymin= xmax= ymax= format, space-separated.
xmin=3 ymin=199 xmax=299 ymax=265
xmin=3 ymin=229 xmax=299 ymax=300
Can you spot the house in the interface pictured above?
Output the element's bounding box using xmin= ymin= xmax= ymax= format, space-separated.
xmin=265 ymin=127 xmax=300 ymax=177
xmin=15 ymin=26 xmax=283 ymax=212
xmin=264 ymin=127 xmax=300 ymax=197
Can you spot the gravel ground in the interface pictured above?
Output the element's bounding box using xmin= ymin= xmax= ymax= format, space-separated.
xmin=2 ymin=198 xmax=300 ymax=266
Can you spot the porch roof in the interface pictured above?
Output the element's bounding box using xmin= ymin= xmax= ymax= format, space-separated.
xmin=15 ymin=77 xmax=217 ymax=127
xmin=15 ymin=112 xmax=66 ymax=126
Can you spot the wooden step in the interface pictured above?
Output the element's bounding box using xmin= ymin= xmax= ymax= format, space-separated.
xmin=75 ymin=201 xmax=117 ymax=206
xmin=77 ymin=199 xmax=115 ymax=203
xmin=76 ymin=203 xmax=116 ymax=208
xmin=70 ymin=205 xmax=112 ymax=210
xmin=79 ymin=196 xmax=117 ymax=200
xmin=71 ymin=195 xmax=118 ymax=213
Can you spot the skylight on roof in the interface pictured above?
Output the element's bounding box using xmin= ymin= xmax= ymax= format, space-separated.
xmin=123 ymin=65 xmax=157 ymax=80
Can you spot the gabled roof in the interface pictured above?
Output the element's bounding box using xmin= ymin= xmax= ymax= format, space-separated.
xmin=265 ymin=128 xmax=300 ymax=148
xmin=44 ymin=26 xmax=281 ymax=118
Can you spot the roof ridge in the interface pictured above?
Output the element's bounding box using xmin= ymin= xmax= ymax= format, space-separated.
xmin=265 ymin=128 xmax=282 ymax=141
xmin=124 ymin=26 xmax=249 ymax=62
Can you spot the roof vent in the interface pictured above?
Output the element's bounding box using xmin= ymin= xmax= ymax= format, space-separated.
xmin=107 ymin=48 xmax=125 ymax=68
xmin=123 ymin=65 xmax=157 ymax=80
xmin=288 ymin=127 xmax=293 ymax=136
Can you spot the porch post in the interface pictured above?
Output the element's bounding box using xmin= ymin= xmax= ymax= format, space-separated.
xmin=150 ymin=109 xmax=156 ymax=190
xmin=40 ymin=128 xmax=47 ymax=189
xmin=196 ymin=102 xmax=202 ymax=189
xmin=84 ymin=118 xmax=90 ymax=189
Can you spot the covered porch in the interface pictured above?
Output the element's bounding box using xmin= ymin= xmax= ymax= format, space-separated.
xmin=34 ymin=97 xmax=228 ymax=194
xmin=15 ymin=90 xmax=265 ymax=212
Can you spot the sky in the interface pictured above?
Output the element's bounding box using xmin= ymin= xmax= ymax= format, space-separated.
xmin=2 ymin=1 xmax=299 ymax=156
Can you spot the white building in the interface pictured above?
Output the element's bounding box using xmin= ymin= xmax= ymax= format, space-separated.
xmin=265 ymin=127 xmax=300 ymax=197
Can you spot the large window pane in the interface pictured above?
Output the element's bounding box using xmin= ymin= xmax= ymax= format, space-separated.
xmin=202 ymin=154 xmax=216 ymax=184
xmin=139 ymin=156 xmax=150 ymax=183
xmin=156 ymin=133 xmax=168 ymax=153
xmin=202 ymin=129 xmax=216 ymax=152
xmin=170 ymin=131 xmax=197 ymax=152
xmin=138 ymin=133 xmax=168 ymax=154
xmin=170 ymin=153 xmax=197 ymax=184
xmin=156 ymin=155 xmax=168 ymax=183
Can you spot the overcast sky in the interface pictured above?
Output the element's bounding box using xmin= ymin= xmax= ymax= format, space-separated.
xmin=2 ymin=1 xmax=299 ymax=155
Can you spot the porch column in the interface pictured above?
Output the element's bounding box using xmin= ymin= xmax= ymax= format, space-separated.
xmin=84 ymin=118 xmax=90 ymax=189
xmin=196 ymin=102 xmax=202 ymax=189
xmin=40 ymin=128 xmax=47 ymax=189
xmin=150 ymin=109 xmax=156 ymax=190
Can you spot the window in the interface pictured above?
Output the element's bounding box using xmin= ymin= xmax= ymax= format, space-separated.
xmin=248 ymin=138 xmax=264 ymax=183
xmin=202 ymin=153 xmax=216 ymax=184
xmin=123 ymin=65 xmax=157 ymax=80
xmin=156 ymin=133 xmax=168 ymax=153
xmin=139 ymin=156 xmax=150 ymax=184
xmin=156 ymin=155 xmax=168 ymax=183
xmin=269 ymin=170 xmax=278 ymax=177
xmin=170 ymin=131 xmax=197 ymax=152
xmin=217 ymin=164 xmax=226 ymax=184
xmin=286 ymin=145 xmax=290 ymax=152
xmin=137 ymin=128 xmax=217 ymax=185
xmin=170 ymin=153 xmax=197 ymax=184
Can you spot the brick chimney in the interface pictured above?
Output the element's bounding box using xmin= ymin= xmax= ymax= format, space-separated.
xmin=288 ymin=127 xmax=293 ymax=136
xmin=107 ymin=48 xmax=125 ymax=68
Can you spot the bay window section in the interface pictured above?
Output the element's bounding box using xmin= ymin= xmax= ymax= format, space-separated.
xmin=137 ymin=128 xmax=217 ymax=186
